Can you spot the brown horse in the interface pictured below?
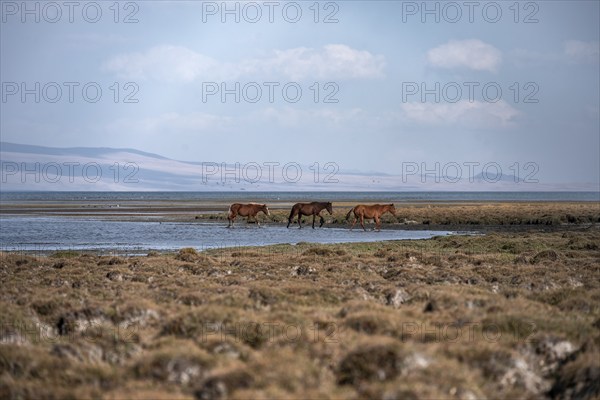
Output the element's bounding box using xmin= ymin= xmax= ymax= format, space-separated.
xmin=346 ymin=204 xmax=397 ymax=231
xmin=287 ymin=202 xmax=333 ymax=229
xmin=228 ymin=203 xmax=270 ymax=227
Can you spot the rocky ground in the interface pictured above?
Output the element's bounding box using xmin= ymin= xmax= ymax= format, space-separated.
xmin=0 ymin=203 xmax=599 ymax=399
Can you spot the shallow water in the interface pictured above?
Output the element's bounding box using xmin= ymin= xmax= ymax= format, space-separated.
xmin=0 ymin=215 xmax=457 ymax=253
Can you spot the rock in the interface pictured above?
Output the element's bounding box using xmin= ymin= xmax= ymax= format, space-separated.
xmin=194 ymin=368 xmax=254 ymax=400
xmin=117 ymin=308 xmax=159 ymax=329
xmin=534 ymin=336 xmax=576 ymax=375
xmin=211 ymin=342 xmax=242 ymax=360
xmin=166 ymin=358 xmax=202 ymax=385
xmin=402 ymin=352 xmax=430 ymax=372
xmin=500 ymin=357 xmax=549 ymax=395
xmin=292 ymin=265 xmax=314 ymax=276
xmin=386 ymin=289 xmax=411 ymax=308
xmin=466 ymin=277 xmax=478 ymax=285
xmin=106 ymin=271 xmax=123 ymax=281
xmin=56 ymin=308 xmax=107 ymax=335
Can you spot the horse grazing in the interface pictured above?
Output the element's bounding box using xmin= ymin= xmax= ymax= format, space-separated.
xmin=346 ymin=204 xmax=397 ymax=231
xmin=227 ymin=203 xmax=270 ymax=227
xmin=287 ymin=202 xmax=333 ymax=229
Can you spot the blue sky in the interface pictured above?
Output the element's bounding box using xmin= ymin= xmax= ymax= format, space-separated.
xmin=1 ymin=1 xmax=599 ymax=187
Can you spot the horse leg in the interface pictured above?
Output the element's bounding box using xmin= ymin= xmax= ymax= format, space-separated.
xmin=319 ymin=213 xmax=325 ymax=228
xmin=375 ymin=216 xmax=381 ymax=231
xmin=298 ymin=212 xmax=303 ymax=229
xmin=360 ymin=215 xmax=366 ymax=231
xmin=287 ymin=209 xmax=295 ymax=228
xmin=312 ymin=214 xmax=316 ymax=229
xmin=350 ymin=216 xmax=357 ymax=231
xmin=228 ymin=213 xmax=236 ymax=228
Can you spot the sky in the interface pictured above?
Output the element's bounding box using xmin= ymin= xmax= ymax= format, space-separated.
xmin=1 ymin=0 xmax=599 ymax=188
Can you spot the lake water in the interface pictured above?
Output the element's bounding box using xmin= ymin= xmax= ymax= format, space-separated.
xmin=0 ymin=216 xmax=456 ymax=253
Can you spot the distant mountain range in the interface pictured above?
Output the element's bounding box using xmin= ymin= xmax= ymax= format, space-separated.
xmin=0 ymin=142 xmax=594 ymax=191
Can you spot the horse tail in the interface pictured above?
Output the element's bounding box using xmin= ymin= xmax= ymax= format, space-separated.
xmin=288 ymin=205 xmax=296 ymax=221
xmin=345 ymin=207 xmax=355 ymax=221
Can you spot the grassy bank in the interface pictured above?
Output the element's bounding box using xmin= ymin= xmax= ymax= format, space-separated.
xmin=197 ymin=202 xmax=600 ymax=228
xmin=1 ymin=226 xmax=599 ymax=399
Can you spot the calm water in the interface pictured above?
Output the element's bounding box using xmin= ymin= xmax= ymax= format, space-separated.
xmin=1 ymin=191 xmax=599 ymax=203
xmin=0 ymin=216 xmax=456 ymax=253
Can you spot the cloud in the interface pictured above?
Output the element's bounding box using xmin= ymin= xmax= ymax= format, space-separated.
xmin=267 ymin=45 xmax=385 ymax=80
xmin=103 ymin=44 xmax=385 ymax=82
xmin=427 ymin=39 xmax=502 ymax=72
xmin=564 ymin=40 xmax=599 ymax=64
xmin=400 ymin=100 xmax=519 ymax=128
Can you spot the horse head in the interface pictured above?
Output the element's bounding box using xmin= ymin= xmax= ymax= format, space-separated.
xmin=388 ymin=203 xmax=397 ymax=216
xmin=262 ymin=204 xmax=270 ymax=216
xmin=326 ymin=202 xmax=333 ymax=214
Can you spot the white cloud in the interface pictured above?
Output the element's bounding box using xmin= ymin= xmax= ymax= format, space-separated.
xmin=400 ymin=100 xmax=520 ymax=128
xmin=427 ymin=39 xmax=502 ymax=72
xmin=564 ymin=40 xmax=599 ymax=64
xmin=267 ymin=44 xmax=385 ymax=80
xmin=103 ymin=44 xmax=385 ymax=82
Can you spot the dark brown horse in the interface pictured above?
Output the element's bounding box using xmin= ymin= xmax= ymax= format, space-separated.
xmin=228 ymin=203 xmax=270 ymax=227
xmin=287 ymin=202 xmax=333 ymax=229
xmin=346 ymin=204 xmax=397 ymax=231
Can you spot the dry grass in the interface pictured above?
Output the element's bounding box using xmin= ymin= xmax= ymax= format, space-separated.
xmin=1 ymin=208 xmax=599 ymax=398
xmin=197 ymin=202 xmax=600 ymax=228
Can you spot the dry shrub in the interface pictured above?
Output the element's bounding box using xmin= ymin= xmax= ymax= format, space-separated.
xmin=176 ymin=247 xmax=199 ymax=262
xmin=133 ymin=341 xmax=212 ymax=385
xmin=194 ymin=366 xmax=254 ymax=400
xmin=337 ymin=339 xmax=405 ymax=386
xmin=531 ymin=249 xmax=559 ymax=264
xmin=302 ymin=247 xmax=334 ymax=257
xmin=343 ymin=312 xmax=396 ymax=336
